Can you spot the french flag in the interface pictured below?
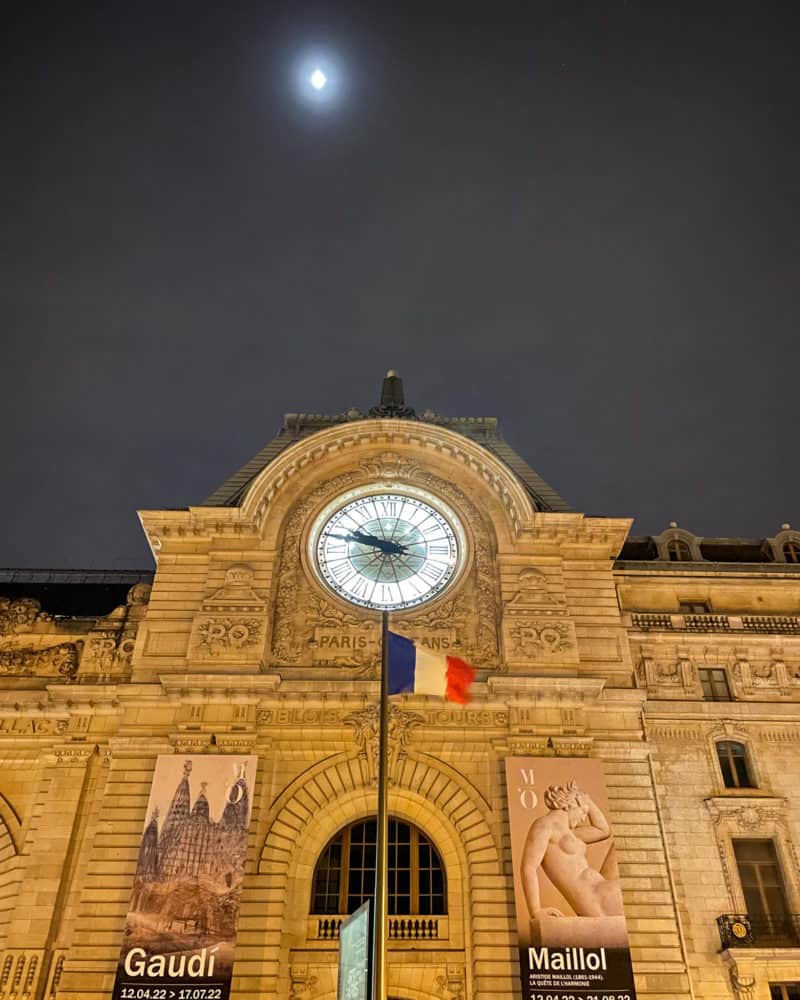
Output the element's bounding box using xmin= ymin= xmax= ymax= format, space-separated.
xmin=387 ymin=631 xmax=476 ymax=704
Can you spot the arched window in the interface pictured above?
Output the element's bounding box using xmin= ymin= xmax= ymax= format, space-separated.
xmin=311 ymin=818 xmax=447 ymax=916
xmin=667 ymin=538 xmax=692 ymax=562
xmin=782 ymin=540 xmax=800 ymax=564
xmin=717 ymin=740 xmax=754 ymax=789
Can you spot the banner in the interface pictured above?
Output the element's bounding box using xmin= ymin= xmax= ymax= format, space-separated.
xmin=505 ymin=757 xmax=637 ymax=1000
xmin=112 ymin=755 xmax=257 ymax=1000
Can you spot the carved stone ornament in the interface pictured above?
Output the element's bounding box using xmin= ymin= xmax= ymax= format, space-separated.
xmin=306 ymin=591 xmax=378 ymax=668
xmin=505 ymin=619 xmax=576 ymax=661
xmin=201 ymin=563 xmax=266 ymax=613
xmin=127 ymin=582 xmax=151 ymax=605
xmin=271 ymin=460 xmax=500 ymax=667
xmin=435 ymin=965 xmax=465 ymax=1000
xmin=288 ymin=965 xmax=317 ymax=1000
xmin=0 ymin=642 xmax=80 ymax=680
xmin=0 ymin=597 xmax=53 ymax=635
xmin=638 ymin=652 xmax=696 ymax=692
xmin=0 ymin=717 xmax=68 ymax=735
xmin=345 ymin=703 xmax=424 ymax=783
xmin=726 ymin=959 xmax=755 ymax=1000
xmin=751 ymin=661 xmax=777 ymax=686
xmin=194 ymin=617 xmax=262 ymax=659
xmin=359 ymin=452 xmax=421 ymax=481
xmin=707 ymin=799 xmax=784 ymax=831
xmin=506 ymin=567 xmax=567 ymax=614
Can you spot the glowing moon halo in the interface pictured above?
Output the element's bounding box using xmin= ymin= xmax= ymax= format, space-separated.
xmin=310 ymin=68 xmax=327 ymax=90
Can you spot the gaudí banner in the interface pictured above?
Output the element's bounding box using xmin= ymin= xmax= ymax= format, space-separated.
xmin=112 ymin=755 xmax=257 ymax=1000
xmin=505 ymin=757 xmax=637 ymax=1000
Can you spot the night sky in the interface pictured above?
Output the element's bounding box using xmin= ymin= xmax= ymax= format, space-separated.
xmin=3 ymin=3 xmax=798 ymax=570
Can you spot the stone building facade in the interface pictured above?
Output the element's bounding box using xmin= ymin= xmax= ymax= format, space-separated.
xmin=1 ymin=376 xmax=799 ymax=1000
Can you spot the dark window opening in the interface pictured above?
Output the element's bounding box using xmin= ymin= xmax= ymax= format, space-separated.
xmin=679 ymin=600 xmax=711 ymax=614
xmin=734 ymin=840 xmax=793 ymax=943
xmin=312 ymin=819 xmax=447 ymax=916
xmin=716 ymin=741 xmax=754 ymax=789
xmin=699 ymin=667 xmax=732 ymax=701
xmin=771 ymin=985 xmax=800 ymax=1000
xmin=667 ymin=539 xmax=692 ymax=561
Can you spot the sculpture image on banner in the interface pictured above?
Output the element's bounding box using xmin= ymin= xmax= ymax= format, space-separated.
xmin=505 ymin=757 xmax=637 ymax=1000
xmin=112 ymin=755 xmax=257 ymax=1000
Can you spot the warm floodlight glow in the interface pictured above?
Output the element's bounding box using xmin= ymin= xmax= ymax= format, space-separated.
xmin=310 ymin=68 xmax=327 ymax=90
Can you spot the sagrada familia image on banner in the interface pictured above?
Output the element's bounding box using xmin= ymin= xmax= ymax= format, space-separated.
xmin=114 ymin=756 xmax=255 ymax=993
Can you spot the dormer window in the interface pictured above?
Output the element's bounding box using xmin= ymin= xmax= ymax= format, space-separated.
xmin=783 ymin=540 xmax=800 ymax=564
xmin=667 ymin=539 xmax=692 ymax=562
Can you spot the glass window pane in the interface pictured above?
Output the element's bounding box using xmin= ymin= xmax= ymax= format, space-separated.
xmin=734 ymin=755 xmax=752 ymax=788
xmin=312 ymin=818 xmax=448 ymax=918
xmin=719 ymin=753 xmax=735 ymax=788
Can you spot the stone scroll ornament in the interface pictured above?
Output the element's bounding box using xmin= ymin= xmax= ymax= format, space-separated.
xmin=112 ymin=755 xmax=257 ymax=1000
xmin=505 ymin=757 xmax=637 ymax=1000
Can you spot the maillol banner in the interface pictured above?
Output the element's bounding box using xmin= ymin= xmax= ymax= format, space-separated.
xmin=112 ymin=755 xmax=257 ymax=1000
xmin=505 ymin=757 xmax=638 ymax=1000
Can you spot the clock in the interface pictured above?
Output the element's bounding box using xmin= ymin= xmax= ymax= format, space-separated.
xmin=309 ymin=488 xmax=466 ymax=611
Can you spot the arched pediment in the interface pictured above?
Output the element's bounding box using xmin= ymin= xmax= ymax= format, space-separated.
xmin=239 ymin=418 xmax=537 ymax=544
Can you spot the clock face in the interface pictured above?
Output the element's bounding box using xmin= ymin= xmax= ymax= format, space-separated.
xmin=311 ymin=491 xmax=463 ymax=611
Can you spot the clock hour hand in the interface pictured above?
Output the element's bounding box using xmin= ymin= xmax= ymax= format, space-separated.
xmin=323 ymin=528 xmax=407 ymax=555
xmin=348 ymin=529 xmax=408 ymax=556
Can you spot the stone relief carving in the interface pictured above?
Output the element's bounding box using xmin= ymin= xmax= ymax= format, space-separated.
xmin=82 ymin=631 xmax=119 ymax=673
xmin=730 ymin=651 xmax=793 ymax=697
xmin=201 ymin=564 xmax=265 ymax=612
xmin=707 ymin=800 xmax=783 ymax=831
xmin=345 ymin=703 xmax=424 ymax=783
xmin=656 ymin=661 xmax=682 ymax=684
xmin=196 ymin=618 xmax=262 ymax=657
xmin=127 ymin=582 xmax=151 ymax=605
xmin=0 ymin=717 xmax=68 ymax=735
xmin=0 ymin=642 xmax=80 ymax=680
xmin=636 ymin=650 xmax=697 ymax=693
xmin=507 ymin=567 xmax=567 ymax=612
xmin=507 ymin=620 xmax=574 ymax=659
xmin=188 ymin=564 xmax=267 ymax=662
xmin=288 ymin=965 xmax=317 ymax=1000
xmin=78 ymin=583 xmax=148 ymax=678
xmin=727 ymin=962 xmax=755 ymax=1000
xmin=0 ymin=597 xmax=53 ymax=635
xmin=359 ymin=452 xmax=421 ymax=481
xmin=272 ymin=470 xmax=359 ymax=664
xmin=503 ymin=567 xmax=575 ymax=665
xmin=306 ymin=591 xmax=378 ymax=668
xmin=435 ymin=965 xmax=465 ymax=1000
xmin=271 ymin=459 xmax=500 ymax=667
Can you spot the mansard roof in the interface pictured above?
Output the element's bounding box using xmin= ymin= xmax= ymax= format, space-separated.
xmin=202 ymin=410 xmax=572 ymax=513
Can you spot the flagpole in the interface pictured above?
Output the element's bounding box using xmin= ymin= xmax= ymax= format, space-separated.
xmin=372 ymin=609 xmax=390 ymax=1000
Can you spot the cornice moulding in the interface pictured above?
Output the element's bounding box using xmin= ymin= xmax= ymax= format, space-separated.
xmin=159 ymin=673 xmax=282 ymax=697
xmin=487 ymin=675 xmax=606 ymax=702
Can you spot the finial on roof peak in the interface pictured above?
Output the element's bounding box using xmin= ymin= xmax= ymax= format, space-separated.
xmin=369 ymin=370 xmax=417 ymax=419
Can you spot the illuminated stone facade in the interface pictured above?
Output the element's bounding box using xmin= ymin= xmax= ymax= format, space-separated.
xmin=1 ymin=383 xmax=799 ymax=1000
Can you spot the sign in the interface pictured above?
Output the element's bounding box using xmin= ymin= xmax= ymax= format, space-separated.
xmin=112 ymin=755 xmax=257 ymax=1000
xmin=505 ymin=757 xmax=637 ymax=1000
xmin=337 ymin=900 xmax=372 ymax=1000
